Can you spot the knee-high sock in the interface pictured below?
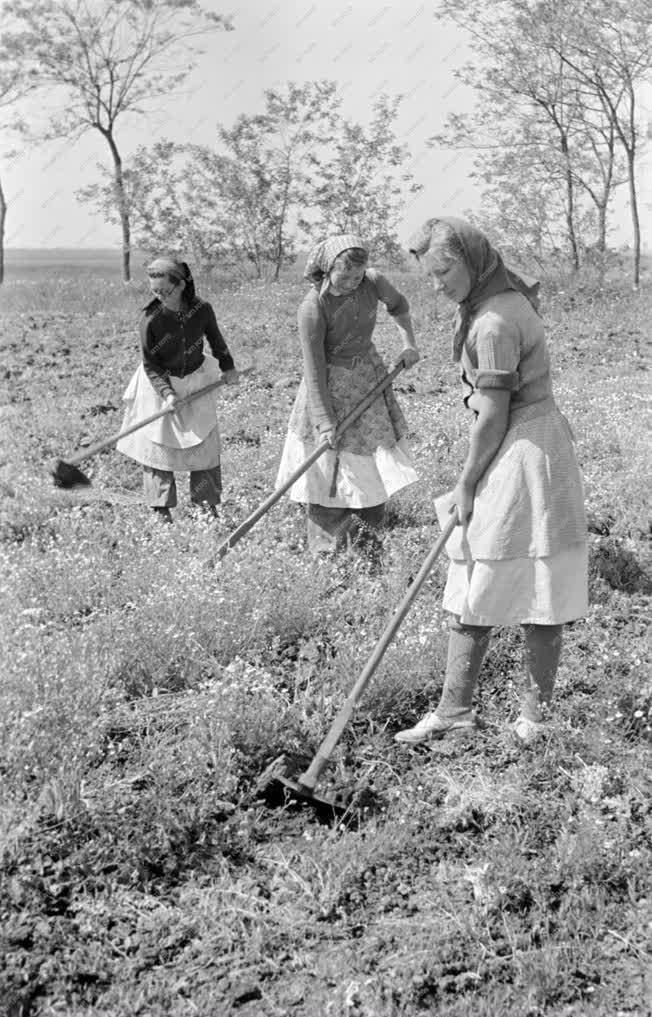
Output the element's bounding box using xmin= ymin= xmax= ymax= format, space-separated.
xmin=436 ymin=617 xmax=492 ymax=720
xmin=521 ymin=624 xmax=563 ymax=722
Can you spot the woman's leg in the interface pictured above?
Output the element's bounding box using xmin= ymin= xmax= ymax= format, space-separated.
xmin=355 ymin=504 xmax=385 ymax=528
xmin=395 ymin=616 xmax=492 ymax=743
xmin=520 ymin=624 xmax=563 ymax=722
xmin=143 ymin=466 xmax=176 ymax=518
xmin=306 ymin=504 xmax=354 ymax=554
xmin=353 ymin=503 xmax=386 ymax=561
xmin=437 ymin=616 xmax=493 ymax=719
xmin=190 ymin=466 xmax=222 ymax=506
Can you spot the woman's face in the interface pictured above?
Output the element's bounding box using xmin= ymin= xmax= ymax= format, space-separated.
xmin=420 ymin=249 xmax=472 ymax=303
xmin=148 ymin=270 xmax=184 ymax=303
xmin=329 ymin=253 xmax=368 ymax=294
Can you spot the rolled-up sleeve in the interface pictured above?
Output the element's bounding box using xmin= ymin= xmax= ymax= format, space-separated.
xmin=366 ymin=268 xmax=410 ymax=316
xmin=473 ymin=312 xmax=521 ymax=391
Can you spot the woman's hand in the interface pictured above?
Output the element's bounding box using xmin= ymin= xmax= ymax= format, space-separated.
xmin=164 ymin=392 xmax=178 ymax=411
xmin=446 ymin=480 xmax=476 ymax=527
xmin=319 ymin=424 xmax=339 ymax=449
xmin=223 ymin=369 xmax=239 ymax=386
xmin=399 ymin=346 xmax=420 ymax=369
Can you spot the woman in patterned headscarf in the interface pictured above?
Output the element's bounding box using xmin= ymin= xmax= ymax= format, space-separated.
xmin=117 ymin=256 xmax=239 ymax=522
xmin=394 ymin=217 xmax=588 ymax=745
xmin=276 ymin=234 xmax=420 ymax=555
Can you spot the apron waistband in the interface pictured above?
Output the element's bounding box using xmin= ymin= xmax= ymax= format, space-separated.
xmin=168 ymin=358 xmax=204 ymax=379
xmin=327 ymin=350 xmax=373 ymax=368
xmin=509 ymin=396 xmax=557 ymax=425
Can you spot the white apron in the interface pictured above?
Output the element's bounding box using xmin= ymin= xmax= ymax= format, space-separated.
xmin=116 ymin=357 xmax=222 ymax=471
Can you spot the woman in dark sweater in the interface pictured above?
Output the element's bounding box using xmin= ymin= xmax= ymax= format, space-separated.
xmin=117 ymin=257 xmax=238 ymax=521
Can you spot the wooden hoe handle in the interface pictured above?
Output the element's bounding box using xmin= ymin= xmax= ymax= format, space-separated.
xmin=297 ymin=513 xmax=458 ymax=793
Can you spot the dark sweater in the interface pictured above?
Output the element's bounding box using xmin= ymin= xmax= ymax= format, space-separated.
xmin=140 ymin=297 xmax=235 ymax=399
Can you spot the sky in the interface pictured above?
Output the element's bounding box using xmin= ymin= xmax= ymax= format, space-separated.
xmin=2 ymin=0 xmax=651 ymax=251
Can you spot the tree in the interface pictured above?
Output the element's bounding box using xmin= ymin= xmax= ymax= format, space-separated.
xmin=0 ymin=66 xmax=37 ymax=284
xmin=77 ymin=83 xmax=422 ymax=277
xmin=217 ymin=81 xmax=343 ymax=279
xmin=538 ymin=0 xmax=652 ymax=288
xmin=0 ymin=0 xmax=232 ymax=281
xmin=79 ymin=140 xmax=297 ymax=280
xmin=469 ymin=125 xmax=581 ymax=268
xmin=79 ymin=81 xmax=342 ymax=280
xmin=430 ymin=101 xmax=593 ymax=269
xmin=301 ymin=96 xmax=422 ymax=264
xmin=76 ymin=141 xmax=228 ymax=272
xmin=433 ymin=0 xmax=649 ymax=280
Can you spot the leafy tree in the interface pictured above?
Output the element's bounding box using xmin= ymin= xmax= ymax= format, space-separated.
xmin=78 ymin=140 xmax=294 ymax=280
xmin=538 ymin=0 xmax=652 ymax=287
xmin=0 ymin=0 xmax=232 ymax=281
xmin=0 ymin=65 xmax=37 ymax=283
xmin=469 ymin=127 xmax=579 ymax=268
xmin=431 ymin=104 xmax=590 ymax=268
xmin=433 ymin=0 xmax=648 ymax=278
xmin=79 ymin=81 xmax=343 ymax=280
xmin=301 ymin=95 xmax=422 ymax=264
xmin=78 ymin=84 xmax=421 ymax=277
xmin=75 ymin=141 xmax=228 ymax=272
xmin=217 ymin=81 xmax=343 ymax=279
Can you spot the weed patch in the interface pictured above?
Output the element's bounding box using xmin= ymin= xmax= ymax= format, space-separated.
xmin=1 ymin=274 xmax=650 ymax=1015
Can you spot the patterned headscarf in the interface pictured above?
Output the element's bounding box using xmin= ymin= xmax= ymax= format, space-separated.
xmin=303 ymin=234 xmax=369 ymax=289
xmin=408 ymin=217 xmax=540 ymax=361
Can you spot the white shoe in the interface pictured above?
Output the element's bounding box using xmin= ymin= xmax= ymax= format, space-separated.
xmin=394 ymin=711 xmax=477 ymax=745
xmin=512 ymin=715 xmax=546 ymax=744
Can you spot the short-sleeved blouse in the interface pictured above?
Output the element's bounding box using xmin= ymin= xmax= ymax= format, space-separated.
xmin=450 ymin=290 xmax=587 ymax=559
xmin=462 ymin=291 xmax=552 ymax=413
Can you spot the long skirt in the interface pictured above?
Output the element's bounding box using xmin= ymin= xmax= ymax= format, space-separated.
xmin=276 ymin=347 xmax=418 ymax=508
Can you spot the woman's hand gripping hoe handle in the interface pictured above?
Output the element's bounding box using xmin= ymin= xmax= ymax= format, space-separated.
xmin=297 ymin=513 xmax=457 ymax=794
xmin=206 ymin=359 xmax=407 ymax=565
xmin=59 ymin=379 xmax=227 ymax=470
xmin=50 ymin=377 xmax=231 ymax=489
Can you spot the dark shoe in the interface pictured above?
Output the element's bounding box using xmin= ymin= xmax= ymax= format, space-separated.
xmin=152 ymin=507 xmax=173 ymax=523
xmin=352 ymin=521 xmax=385 ymax=569
xmin=193 ymin=503 xmax=220 ymax=519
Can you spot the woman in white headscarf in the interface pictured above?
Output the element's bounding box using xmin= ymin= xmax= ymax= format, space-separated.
xmin=276 ymin=234 xmax=420 ymax=555
xmin=117 ymin=257 xmax=238 ymax=522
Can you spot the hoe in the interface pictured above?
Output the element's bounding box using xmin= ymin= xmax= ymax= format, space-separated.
xmin=50 ymin=378 xmax=231 ymax=489
xmin=202 ymin=361 xmax=407 ymax=566
xmin=258 ymin=513 xmax=457 ymax=819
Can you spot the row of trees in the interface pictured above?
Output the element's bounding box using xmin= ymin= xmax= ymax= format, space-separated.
xmin=78 ymin=85 xmax=421 ymax=280
xmin=0 ymin=0 xmax=419 ymax=283
xmin=433 ymin=0 xmax=652 ymax=286
xmin=1 ymin=0 xmax=651 ymax=285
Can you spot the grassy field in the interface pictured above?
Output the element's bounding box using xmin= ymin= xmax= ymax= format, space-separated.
xmin=0 ymin=259 xmax=651 ymax=1017
xmin=2 ymin=249 xmax=154 ymax=282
